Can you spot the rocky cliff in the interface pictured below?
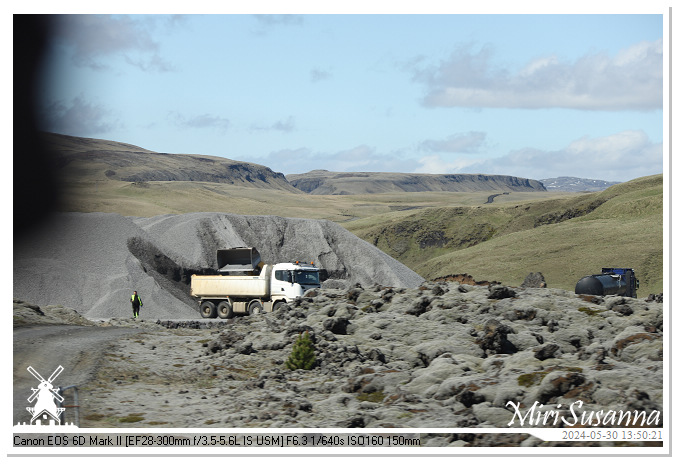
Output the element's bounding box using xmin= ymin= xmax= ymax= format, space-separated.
xmin=288 ymin=170 xmax=546 ymax=195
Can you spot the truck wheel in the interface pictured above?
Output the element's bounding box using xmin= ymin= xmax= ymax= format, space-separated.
xmin=217 ymin=301 xmax=234 ymax=319
xmin=247 ymin=301 xmax=263 ymax=315
xmin=200 ymin=301 xmax=217 ymax=319
xmin=272 ymin=301 xmax=286 ymax=312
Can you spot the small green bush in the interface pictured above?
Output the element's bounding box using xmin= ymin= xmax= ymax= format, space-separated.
xmin=285 ymin=331 xmax=316 ymax=370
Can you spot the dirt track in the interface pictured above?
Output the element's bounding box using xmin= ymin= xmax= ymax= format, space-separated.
xmin=13 ymin=324 xmax=141 ymax=425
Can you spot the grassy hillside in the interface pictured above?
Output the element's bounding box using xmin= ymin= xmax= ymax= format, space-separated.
xmin=58 ymin=179 xmax=567 ymax=222
xmin=346 ymin=175 xmax=663 ymax=295
xmin=45 ymin=132 xmax=299 ymax=195
xmin=345 ymin=189 xmax=607 ymax=266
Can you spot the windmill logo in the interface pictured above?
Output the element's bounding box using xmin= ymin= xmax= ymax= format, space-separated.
xmin=25 ymin=365 xmax=65 ymax=425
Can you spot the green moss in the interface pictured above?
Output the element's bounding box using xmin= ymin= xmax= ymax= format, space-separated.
xmin=357 ymin=390 xmax=386 ymax=403
xmin=562 ymin=366 xmax=583 ymax=373
xmin=518 ymin=366 xmax=584 ymax=387
xmin=577 ymin=307 xmax=607 ymax=316
xmin=517 ymin=372 xmax=548 ymax=387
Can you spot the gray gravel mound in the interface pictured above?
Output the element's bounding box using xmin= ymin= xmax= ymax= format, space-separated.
xmin=13 ymin=212 xmax=424 ymax=320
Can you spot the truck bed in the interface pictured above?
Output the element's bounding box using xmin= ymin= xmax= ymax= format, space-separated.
xmin=191 ymin=273 xmax=270 ymax=299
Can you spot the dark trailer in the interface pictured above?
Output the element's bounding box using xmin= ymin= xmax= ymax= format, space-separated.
xmin=575 ymin=267 xmax=639 ymax=298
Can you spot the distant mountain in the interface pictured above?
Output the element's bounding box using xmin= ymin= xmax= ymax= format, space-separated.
xmin=287 ymin=170 xmax=546 ymax=195
xmin=41 ymin=132 xmax=298 ymax=192
xmin=539 ymin=176 xmax=620 ymax=192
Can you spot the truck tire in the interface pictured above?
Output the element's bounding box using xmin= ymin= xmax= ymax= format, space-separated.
xmin=247 ymin=300 xmax=263 ymax=315
xmin=200 ymin=301 xmax=217 ymax=319
xmin=272 ymin=300 xmax=286 ymax=312
xmin=217 ymin=301 xmax=234 ymax=319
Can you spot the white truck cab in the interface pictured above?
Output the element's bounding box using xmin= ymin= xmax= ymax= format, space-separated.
xmin=271 ymin=262 xmax=321 ymax=301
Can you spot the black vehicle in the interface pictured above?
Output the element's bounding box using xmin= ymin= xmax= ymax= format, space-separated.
xmin=575 ymin=267 xmax=639 ymax=298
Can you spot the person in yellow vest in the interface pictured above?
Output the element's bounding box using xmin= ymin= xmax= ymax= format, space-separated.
xmin=130 ymin=291 xmax=143 ymax=319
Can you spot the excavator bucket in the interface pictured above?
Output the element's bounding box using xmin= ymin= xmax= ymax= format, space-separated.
xmin=217 ymin=247 xmax=262 ymax=273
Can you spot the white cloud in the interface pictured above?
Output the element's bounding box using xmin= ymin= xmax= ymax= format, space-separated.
xmin=251 ymin=116 xmax=296 ymax=133
xmin=40 ymin=95 xmax=119 ymax=135
xmin=124 ymin=53 xmax=176 ymax=73
xmin=168 ymin=112 xmax=230 ymax=133
xmin=414 ymin=155 xmax=477 ymax=175
xmin=420 ymin=131 xmax=487 ymax=153
xmin=49 ymin=15 xmax=177 ymax=72
xmin=310 ymin=67 xmax=332 ymax=83
xmin=251 ymin=129 xmax=661 ymax=181
xmin=256 ymin=146 xmax=418 ymax=175
xmin=416 ymin=40 xmax=662 ymax=111
xmin=416 ymin=130 xmax=662 ymax=182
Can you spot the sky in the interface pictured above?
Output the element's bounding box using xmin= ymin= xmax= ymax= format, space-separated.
xmin=34 ymin=5 xmax=669 ymax=182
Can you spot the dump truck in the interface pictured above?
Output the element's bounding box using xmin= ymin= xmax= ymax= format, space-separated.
xmin=575 ymin=267 xmax=639 ymax=298
xmin=191 ymin=247 xmax=321 ymax=318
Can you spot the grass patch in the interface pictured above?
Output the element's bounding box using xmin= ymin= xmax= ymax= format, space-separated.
xmin=357 ymin=390 xmax=386 ymax=403
xmin=119 ymin=413 xmax=145 ymax=423
xmin=518 ymin=372 xmax=548 ymax=388
xmin=577 ymin=307 xmax=607 ymax=316
xmin=518 ymin=366 xmax=585 ymax=387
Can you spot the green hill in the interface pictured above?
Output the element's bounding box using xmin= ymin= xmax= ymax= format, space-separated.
xmin=346 ymin=174 xmax=663 ymax=295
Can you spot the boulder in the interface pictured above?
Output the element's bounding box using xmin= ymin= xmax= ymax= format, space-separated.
xmin=521 ymin=272 xmax=547 ymax=288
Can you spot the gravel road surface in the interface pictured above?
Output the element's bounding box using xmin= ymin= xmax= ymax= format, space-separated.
xmin=13 ymin=324 xmax=141 ymax=425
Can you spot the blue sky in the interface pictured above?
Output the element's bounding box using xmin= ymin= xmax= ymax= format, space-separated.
xmin=37 ymin=6 xmax=668 ymax=182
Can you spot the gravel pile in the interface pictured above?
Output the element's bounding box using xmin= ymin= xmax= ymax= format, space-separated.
xmin=13 ymin=212 xmax=424 ymax=320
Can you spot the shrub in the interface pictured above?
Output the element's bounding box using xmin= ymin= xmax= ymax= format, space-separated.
xmin=285 ymin=331 xmax=316 ymax=370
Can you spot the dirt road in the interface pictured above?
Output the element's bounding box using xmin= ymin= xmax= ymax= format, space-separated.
xmin=13 ymin=324 xmax=141 ymax=425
